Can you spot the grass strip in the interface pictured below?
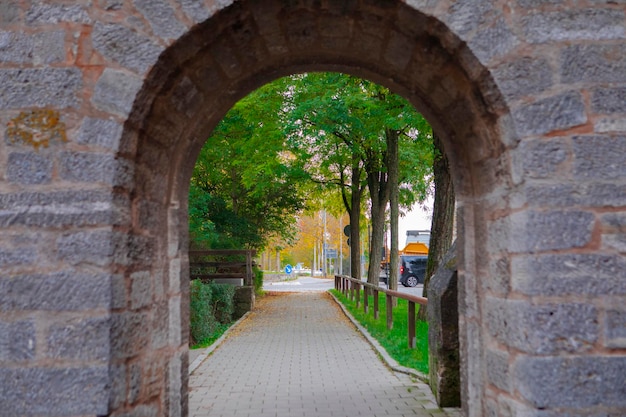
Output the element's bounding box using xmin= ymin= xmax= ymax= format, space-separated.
xmin=190 ymin=322 xmax=233 ymax=349
xmin=330 ymin=289 xmax=429 ymax=374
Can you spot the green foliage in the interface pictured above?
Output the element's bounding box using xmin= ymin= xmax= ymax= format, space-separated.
xmin=253 ymin=265 xmax=264 ymax=295
xmin=189 ymin=280 xmax=236 ymax=346
xmin=330 ymin=289 xmax=429 ymax=374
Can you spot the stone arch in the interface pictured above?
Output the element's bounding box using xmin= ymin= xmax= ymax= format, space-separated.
xmin=2 ymin=1 xmax=624 ymax=417
xmin=122 ymin=2 xmax=513 ymax=416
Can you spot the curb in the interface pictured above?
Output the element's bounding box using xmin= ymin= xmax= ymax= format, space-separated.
xmin=189 ymin=311 xmax=252 ymax=375
xmin=327 ymin=290 xmax=430 ymax=384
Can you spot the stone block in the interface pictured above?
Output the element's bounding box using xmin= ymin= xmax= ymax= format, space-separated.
xmin=605 ymin=309 xmax=626 ymax=349
xmin=486 ymin=297 xmax=598 ymax=354
xmin=77 ymin=117 xmax=123 ymax=150
xmin=513 ymin=137 xmax=568 ymax=179
xmin=591 ymin=87 xmax=626 ymax=114
xmin=594 ymin=117 xmax=626 ymax=133
xmin=525 ymin=183 xmax=626 ymax=208
xmin=561 ymin=44 xmax=626 ymax=84
xmin=522 ymin=9 xmax=625 ymax=43
xmin=46 ymin=316 xmax=111 ymax=361
xmin=514 ymin=355 xmax=626 ymax=408
xmin=176 ymin=0 xmax=211 ymax=23
xmin=512 ymin=253 xmax=626 ymax=297
xmin=134 ymin=0 xmax=187 ymax=39
xmin=485 ymin=348 xmax=510 ymax=392
xmin=151 ymin=300 xmax=170 ymax=349
xmin=25 ymin=3 xmax=91 ymax=24
xmin=59 ymin=151 xmax=134 ymax=187
xmin=512 ymin=91 xmax=586 ymax=137
xmin=6 ymin=151 xmax=53 ymax=184
xmin=492 ymin=57 xmax=553 ymax=101
xmin=131 ymin=271 xmax=152 ymax=310
xmin=0 ymin=271 xmax=112 ymax=311
xmin=56 ymin=230 xmax=117 ymax=267
xmin=92 ymin=68 xmax=144 ymax=116
xmin=444 ymin=0 xmax=494 ymax=35
xmin=0 ymin=190 xmax=129 ymax=228
xmin=0 ymin=68 xmax=82 ymax=109
xmin=108 ymin=363 xmax=126 ymax=410
xmin=169 ymin=296 xmax=181 ymax=346
xmin=0 ymin=247 xmax=35 ymax=268
xmin=427 ymin=242 xmax=461 ymax=407
xmin=468 ymin=18 xmax=518 ymax=63
xmin=110 ymin=311 xmax=150 ymax=359
xmin=572 ymin=135 xmax=626 ymax=180
xmin=92 ymin=23 xmax=163 ymax=74
xmin=0 ymin=366 xmax=109 ymax=416
xmin=0 ymin=30 xmax=65 ymax=65
xmin=0 ymin=320 xmax=36 ymax=361
xmin=0 ymin=0 xmax=19 ymax=23
xmin=490 ymin=210 xmax=595 ymax=253
xmin=128 ymin=361 xmax=142 ymax=404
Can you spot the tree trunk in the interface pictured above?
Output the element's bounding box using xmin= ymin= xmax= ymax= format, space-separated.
xmin=387 ymin=129 xmax=399 ymax=293
xmin=418 ymin=132 xmax=455 ymax=319
xmin=349 ymin=153 xmax=363 ymax=280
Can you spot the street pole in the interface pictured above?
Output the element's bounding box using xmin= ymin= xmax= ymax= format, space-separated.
xmin=322 ymin=210 xmax=327 ymax=277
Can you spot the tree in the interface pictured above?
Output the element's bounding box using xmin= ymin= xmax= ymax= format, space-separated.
xmin=189 ymin=80 xmax=309 ymax=251
xmin=417 ymin=132 xmax=455 ymax=319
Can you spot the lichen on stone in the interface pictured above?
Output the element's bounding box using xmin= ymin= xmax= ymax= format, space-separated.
xmin=6 ymin=109 xmax=67 ymax=149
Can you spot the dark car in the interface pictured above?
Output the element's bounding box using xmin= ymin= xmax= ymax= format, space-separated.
xmin=399 ymin=255 xmax=428 ymax=287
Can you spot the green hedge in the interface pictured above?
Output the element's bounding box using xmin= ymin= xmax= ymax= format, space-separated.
xmin=190 ymin=280 xmax=236 ymax=346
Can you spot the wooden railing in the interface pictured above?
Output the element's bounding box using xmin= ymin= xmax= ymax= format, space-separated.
xmin=190 ymin=249 xmax=256 ymax=286
xmin=334 ymin=275 xmax=428 ymax=349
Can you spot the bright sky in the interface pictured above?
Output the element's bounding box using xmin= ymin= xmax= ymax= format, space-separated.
xmin=397 ymin=196 xmax=433 ymax=246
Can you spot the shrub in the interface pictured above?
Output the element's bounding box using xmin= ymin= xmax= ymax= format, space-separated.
xmin=189 ymin=279 xmax=216 ymax=345
xmin=253 ymin=265 xmax=264 ymax=295
xmin=189 ymin=280 xmax=236 ymax=346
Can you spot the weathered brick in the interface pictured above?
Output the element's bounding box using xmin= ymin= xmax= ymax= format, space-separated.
xmin=6 ymin=152 xmax=53 ymax=185
xmin=512 ymin=91 xmax=586 ymax=137
xmin=0 ymin=366 xmax=108 ymax=416
xmin=59 ymin=151 xmax=134 ymax=187
xmin=57 ymin=230 xmax=123 ymax=267
xmin=594 ymin=117 xmax=626 ymax=133
xmin=591 ymin=87 xmax=626 ymax=115
xmin=522 ymin=9 xmax=625 ymax=43
xmin=605 ymin=310 xmax=626 ymax=349
xmin=128 ymin=361 xmax=142 ymax=404
xmin=92 ymin=68 xmax=144 ymax=116
xmin=108 ymin=363 xmax=126 ymax=409
xmin=561 ymin=44 xmax=626 ymax=84
xmin=511 ymin=253 xmax=626 ymax=296
xmin=514 ymin=356 xmax=626 ymax=408
xmin=0 ymin=320 xmax=36 ymax=361
xmin=0 ymin=271 xmax=112 ymax=311
xmin=444 ymin=0 xmax=494 ymax=35
xmin=46 ymin=316 xmax=111 ymax=361
xmin=516 ymin=0 xmax=565 ymax=7
xmin=486 ymin=297 xmax=598 ymax=354
xmin=572 ymin=135 xmax=626 ymax=180
xmin=25 ymin=3 xmax=91 ymax=24
xmin=0 ymin=30 xmax=65 ymax=64
xmin=93 ymin=22 xmax=164 ymax=74
xmin=492 ymin=57 xmax=553 ymax=101
xmin=0 ymin=247 xmax=36 ymax=267
xmin=77 ymin=117 xmax=123 ymax=150
xmin=134 ymin=0 xmax=187 ymax=39
xmin=0 ymin=68 xmax=82 ymax=109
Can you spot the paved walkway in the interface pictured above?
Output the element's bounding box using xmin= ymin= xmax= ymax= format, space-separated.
xmin=188 ymin=292 xmax=461 ymax=417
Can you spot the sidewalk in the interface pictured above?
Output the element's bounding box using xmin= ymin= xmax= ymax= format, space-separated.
xmin=188 ymin=292 xmax=461 ymax=417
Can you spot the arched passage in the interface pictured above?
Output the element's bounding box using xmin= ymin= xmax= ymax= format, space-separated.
xmin=120 ymin=2 xmax=512 ymax=416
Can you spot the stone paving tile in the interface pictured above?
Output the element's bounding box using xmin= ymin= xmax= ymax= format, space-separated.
xmin=189 ymin=292 xmax=461 ymax=417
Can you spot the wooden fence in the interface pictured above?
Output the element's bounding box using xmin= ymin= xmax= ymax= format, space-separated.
xmin=334 ymin=275 xmax=428 ymax=349
xmin=189 ymin=249 xmax=257 ymax=286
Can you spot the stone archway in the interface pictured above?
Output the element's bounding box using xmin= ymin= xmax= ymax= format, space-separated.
xmin=1 ymin=1 xmax=624 ymax=417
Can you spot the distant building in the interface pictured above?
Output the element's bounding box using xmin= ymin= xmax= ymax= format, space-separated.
xmin=405 ymin=230 xmax=430 ymax=247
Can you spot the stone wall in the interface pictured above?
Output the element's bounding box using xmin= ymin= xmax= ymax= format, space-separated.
xmin=0 ymin=1 xmax=624 ymax=416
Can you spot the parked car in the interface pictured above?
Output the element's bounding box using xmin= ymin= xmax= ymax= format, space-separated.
xmin=399 ymin=254 xmax=428 ymax=287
